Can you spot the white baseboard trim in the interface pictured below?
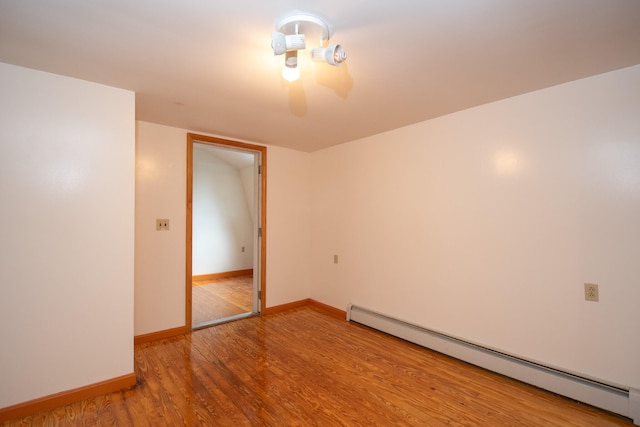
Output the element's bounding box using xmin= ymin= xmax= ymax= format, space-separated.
xmin=348 ymin=304 xmax=638 ymax=425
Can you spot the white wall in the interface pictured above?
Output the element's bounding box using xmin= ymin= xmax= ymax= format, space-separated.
xmin=264 ymin=145 xmax=313 ymax=306
xmin=0 ymin=63 xmax=135 ymax=407
xmin=310 ymin=65 xmax=640 ymax=390
xmin=135 ymin=122 xmax=311 ymax=335
xmin=240 ymin=166 xmax=255 ymax=221
xmin=135 ymin=122 xmax=187 ymax=335
xmin=192 ymin=146 xmax=253 ymax=275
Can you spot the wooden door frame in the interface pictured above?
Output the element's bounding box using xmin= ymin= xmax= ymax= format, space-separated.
xmin=186 ymin=133 xmax=267 ymax=331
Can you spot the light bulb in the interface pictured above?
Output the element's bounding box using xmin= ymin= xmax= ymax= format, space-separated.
xmin=282 ymin=50 xmax=300 ymax=82
xmin=331 ymin=44 xmax=347 ymax=64
xmin=282 ymin=65 xmax=300 ymax=82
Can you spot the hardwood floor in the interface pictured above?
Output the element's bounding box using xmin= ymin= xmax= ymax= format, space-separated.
xmin=192 ymin=275 xmax=253 ymax=325
xmin=2 ymin=306 xmax=634 ymax=426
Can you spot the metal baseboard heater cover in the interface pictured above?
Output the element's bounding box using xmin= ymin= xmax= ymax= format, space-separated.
xmin=347 ymin=304 xmax=640 ymax=426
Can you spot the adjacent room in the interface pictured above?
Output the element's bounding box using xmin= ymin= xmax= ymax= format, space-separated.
xmin=1 ymin=1 xmax=639 ymax=425
xmin=190 ymin=141 xmax=259 ymax=328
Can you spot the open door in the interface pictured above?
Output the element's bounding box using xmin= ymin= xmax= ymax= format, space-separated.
xmin=186 ymin=133 xmax=266 ymax=330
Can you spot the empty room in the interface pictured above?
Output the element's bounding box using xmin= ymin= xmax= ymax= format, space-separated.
xmin=1 ymin=1 xmax=639 ymax=425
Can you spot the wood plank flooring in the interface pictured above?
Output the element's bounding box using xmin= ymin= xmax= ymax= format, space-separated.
xmin=2 ymin=306 xmax=634 ymax=426
xmin=192 ymin=275 xmax=253 ymax=325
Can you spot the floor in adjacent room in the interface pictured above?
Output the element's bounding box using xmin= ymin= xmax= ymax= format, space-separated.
xmin=192 ymin=275 xmax=253 ymax=325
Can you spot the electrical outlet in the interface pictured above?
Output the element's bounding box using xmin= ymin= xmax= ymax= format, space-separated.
xmin=333 ymin=254 xmax=339 ymax=264
xmin=156 ymin=219 xmax=170 ymax=231
xmin=584 ymin=283 xmax=599 ymax=302
xmin=241 ymin=246 xmax=245 ymax=253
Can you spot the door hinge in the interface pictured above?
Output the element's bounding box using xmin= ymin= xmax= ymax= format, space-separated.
xmin=258 ymin=227 xmax=262 ymax=237
xmin=258 ymin=164 xmax=262 ymax=174
xmin=258 ymin=290 xmax=262 ymax=300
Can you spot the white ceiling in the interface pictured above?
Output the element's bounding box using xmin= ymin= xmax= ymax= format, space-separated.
xmin=1 ymin=1 xmax=639 ymax=152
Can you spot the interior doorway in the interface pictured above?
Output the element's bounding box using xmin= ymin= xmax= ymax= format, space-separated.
xmin=186 ymin=133 xmax=266 ymax=330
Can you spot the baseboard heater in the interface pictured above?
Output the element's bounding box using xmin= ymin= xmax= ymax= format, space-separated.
xmin=347 ymin=304 xmax=639 ymax=425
